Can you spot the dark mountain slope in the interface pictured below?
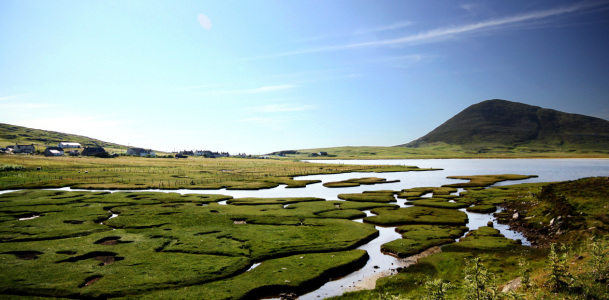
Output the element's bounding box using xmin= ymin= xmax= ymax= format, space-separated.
xmin=402 ymin=99 xmax=609 ymax=150
xmin=0 ymin=122 xmax=128 ymax=150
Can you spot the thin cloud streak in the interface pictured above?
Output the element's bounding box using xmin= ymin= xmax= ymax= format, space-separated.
xmin=248 ymin=104 xmax=317 ymax=113
xmin=353 ymin=20 xmax=413 ymax=35
xmin=0 ymin=103 xmax=54 ymax=109
xmin=210 ymin=84 xmax=297 ymax=95
xmin=241 ymin=2 xmax=608 ymax=61
xmin=289 ymin=20 xmax=412 ymax=45
xmin=0 ymin=94 xmax=25 ymax=101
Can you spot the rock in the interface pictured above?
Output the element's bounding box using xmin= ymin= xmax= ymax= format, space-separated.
xmin=280 ymin=292 xmax=299 ymax=300
xmin=513 ymin=212 xmax=520 ymax=220
xmin=502 ymin=277 xmax=522 ymax=293
xmin=373 ymin=265 xmax=379 ymax=269
xmin=487 ymin=221 xmax=494 ymax=227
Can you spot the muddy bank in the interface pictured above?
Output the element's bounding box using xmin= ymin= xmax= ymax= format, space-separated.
xmin=242 ymin=251 xmax=370 ymax=299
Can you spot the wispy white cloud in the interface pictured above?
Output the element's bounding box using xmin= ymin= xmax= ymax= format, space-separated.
xmin=460 ymin=3 xmax=481 ymax=14
xmin=0 ymin=94 xmax=26 ymax=101
xmin=211 ymin=84 xmax=297 ymax=95
xmin=239 ymin=116 xmax=292 ymax=126
xmin=0 ymin=103 xmax=54 ymax=109
xmin=353 ymin=20 xmax=413 ymax=35
xmin=242 ymin=2 xmax=608 ymax=60
xmin=169 ymin=84 xmax=221 ymax=91
xmin=364 ymin=54 xmax=434 ymax=65
xmin=248 ymin=104 xmax=317 ymax=113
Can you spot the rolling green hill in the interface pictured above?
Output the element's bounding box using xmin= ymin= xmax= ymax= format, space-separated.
xmin=402 ymin=99 xmax=609 ymax=152
xmin=282 ymin=99 xmax=609 ymax=159
xmin=0 ymin=123 xmax=128 ymax=151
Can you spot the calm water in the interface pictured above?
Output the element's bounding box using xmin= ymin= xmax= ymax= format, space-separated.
xmin=7 ymin=159 xmax=609 ymax=299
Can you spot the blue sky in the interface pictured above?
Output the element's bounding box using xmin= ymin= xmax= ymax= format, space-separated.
xmin=1 ymin=1 xmax=608 ymax=154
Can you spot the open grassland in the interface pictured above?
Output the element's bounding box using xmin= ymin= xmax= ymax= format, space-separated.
xmin=282 ymin=145 xmax=609 ymax=159
xmin=0 ymin=155 xmax=428 ymax=191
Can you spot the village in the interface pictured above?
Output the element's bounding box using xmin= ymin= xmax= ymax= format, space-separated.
xmin=0 ymin=142 xmax=236 ymax=159
xmin=0 ymin=142 xmax=333 ymax=159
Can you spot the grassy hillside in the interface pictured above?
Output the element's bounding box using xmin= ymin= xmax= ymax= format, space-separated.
xmin=402 ymin=99 xmax=609 ymax=153
xmin=0 ymin=123 xmax=129 ymax=152
xmin=274 ymin=145 xmax=609 ymax=159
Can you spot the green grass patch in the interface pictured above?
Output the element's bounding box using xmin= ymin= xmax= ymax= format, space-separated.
xmin=227 ymin=197 xmax=324 ymax=205
xmin=137 ymin=250 xmax=369 ymax=300
xmin=442 ymin=226 xmax=523 ymax=252
xmin=365 ymin=206 xmax=468 ymax=226
xmin=411 ymin=199 xmax=469 ymax=209
xmin=466 ymin=204 xmax=497 ymax=213
xmin=323 ymin=177 xmax=399 ymax=188
xmin=444 ymin=174 xmax=538 ymax=188
xmin=337 ymin=191 xmax=396 ymax=203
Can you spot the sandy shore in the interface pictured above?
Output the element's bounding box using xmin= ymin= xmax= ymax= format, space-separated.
xmin=345 ymin=246 xmax=443 ymax=291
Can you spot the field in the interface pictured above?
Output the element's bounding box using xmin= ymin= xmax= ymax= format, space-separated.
xmin=0 ymin=155 xmax=429 ymax=191
xmin=281 ymin=145 xmax=609 ymax=159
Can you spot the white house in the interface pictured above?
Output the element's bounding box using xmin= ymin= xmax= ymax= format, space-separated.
xmin=13 ymin=144 xmax=35 ymax=154
xmin=58 ymin=142 xmax=82 ymax=148
xmin=44 ymin=147 xmax=65 ymax=156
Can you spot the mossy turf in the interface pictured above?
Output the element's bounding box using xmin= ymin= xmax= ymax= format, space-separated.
xmin=410 ymin=199 xmax=469 ymax=209
xmin=135 ymin=250 xmax=368 ymax=300
xmin=466 ymin=204 xmax=497 ymax=213
xmin=381 ymin=225 xmax=468 ymax=258
xmin=323 ymin=177 xmax=399 ymax=188
xmin=444 ymin=174 xmax=538 ymax=188
xmin=0 ymin=190 xmax=379 ymax=298
xmin=337 ymin=191 xmax=397 ymax=203
xmin=397 ymin=187 xmax=458 ymax=200
xmin=365 ymin=206 xmax=468 ymax=226
xmin=442 ymin=226 xmax=523 ymax=252
xmin=226 ymin=197 xmax=324 ymax=205
xmin=395 ymin=224 xmax=469 ymax=240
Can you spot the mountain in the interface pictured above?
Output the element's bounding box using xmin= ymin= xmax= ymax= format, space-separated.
xmin=0 ymin=122 xmax=128 ymax=150
xmin=401 ymin=99 xmax=609 ymax=151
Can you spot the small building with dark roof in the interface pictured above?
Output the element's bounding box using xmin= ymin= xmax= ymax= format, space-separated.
xmin=82 ymin=147 xmax=107 ymax=157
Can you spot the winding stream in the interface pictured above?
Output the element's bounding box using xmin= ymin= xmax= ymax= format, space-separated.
xmin=5 ymin=159 xmax=609 ymax=299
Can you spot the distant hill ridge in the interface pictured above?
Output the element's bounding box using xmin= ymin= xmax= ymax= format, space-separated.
xmin=402 ymin=99 xmax=609 ymax=150
xmin=0 ymin=122 xmax=128 ymax=150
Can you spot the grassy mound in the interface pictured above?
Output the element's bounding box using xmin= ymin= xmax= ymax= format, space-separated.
xmin=136 ymin=250 xmax=369 ymax=300
xmin=337 ymin=191 xmax=396 ymax=203
xmin=323 ymin=177 xmax=399 ymax=188
xmin=397 ymin=187 xmax=458 ymax=200
xmin=411 ymin=199 xmax=469 ymax=209
xmin=444 ymin=174 xmax=537 ymax=188
xmin=365 ymin=206 xmax=468 ymax=226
